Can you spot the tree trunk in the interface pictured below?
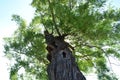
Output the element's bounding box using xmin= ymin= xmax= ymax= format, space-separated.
xmin=44 ymin=31 xmax=86 ymax=80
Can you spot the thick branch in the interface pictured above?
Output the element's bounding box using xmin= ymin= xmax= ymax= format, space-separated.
xmin=47 ymin=0 xmax=61 ymax=36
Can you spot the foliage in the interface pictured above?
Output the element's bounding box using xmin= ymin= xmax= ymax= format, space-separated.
xmin=4 ymin=0 xmax=120 ymax=80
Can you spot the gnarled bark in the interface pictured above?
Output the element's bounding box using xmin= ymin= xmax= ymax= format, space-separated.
xmin=44 ymin=31 xmax=86 ymax=80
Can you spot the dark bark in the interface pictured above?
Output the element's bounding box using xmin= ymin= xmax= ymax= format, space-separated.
xmin=44 ymin=31 xmax=86 ymax=80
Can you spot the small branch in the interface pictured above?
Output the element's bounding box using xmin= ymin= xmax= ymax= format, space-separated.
xmin=111 ymin=63 xmax=120 ymax=66
xmin=106 ymin=54 xmax=114 ymax=73
xmin=47 ymin=0 xmax=61 ymax=36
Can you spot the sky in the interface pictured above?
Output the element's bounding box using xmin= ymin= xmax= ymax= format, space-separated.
xmin=0 ymin=0 xmax=120 ymax=80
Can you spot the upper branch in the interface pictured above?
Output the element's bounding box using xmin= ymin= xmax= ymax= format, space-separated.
xmin=47 ymin=0 xmax=61 ymax=36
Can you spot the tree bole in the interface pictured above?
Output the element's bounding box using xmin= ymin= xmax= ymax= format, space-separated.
xmin=45 ymin=30 xmax=86 ymax=80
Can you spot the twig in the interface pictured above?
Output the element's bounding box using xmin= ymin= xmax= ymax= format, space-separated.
xmin=69 ymin=0 xmax=72 ymax=10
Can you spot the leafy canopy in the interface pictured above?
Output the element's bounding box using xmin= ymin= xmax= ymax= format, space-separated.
xmin=4 ymin=0 xmax=120 ymax=80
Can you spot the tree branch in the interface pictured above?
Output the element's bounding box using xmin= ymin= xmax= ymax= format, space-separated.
xmin=80 ymin=42 xmax=116 ymax=73
xmin=47 ymin=0 xmax=61 ymax=36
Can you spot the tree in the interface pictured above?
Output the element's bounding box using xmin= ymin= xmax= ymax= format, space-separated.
xmin=4 ymin=0 xmax=120 ymax=80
